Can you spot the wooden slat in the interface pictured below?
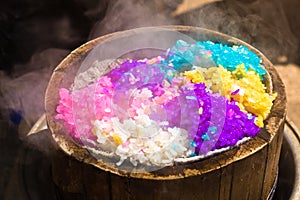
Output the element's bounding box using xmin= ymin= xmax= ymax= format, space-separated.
xmin=128 ymin=170 xmax=220 ymax=200
xmin=129 ymin=179 xmax=182 ymax=200
xmin=219 ymin=164 xmax=233 ymax=200
xmin=82 ymin=164 xmax=111 ymax=200
xmin=51 ymin=151 xmax=84 ymax=193
xmin=110 ymin=170 xmax=221 ymax=200
xmin=261 ymin=122 xmax=284 ymax=199
xmin=230 ymin=147 xmax=268 ymax=200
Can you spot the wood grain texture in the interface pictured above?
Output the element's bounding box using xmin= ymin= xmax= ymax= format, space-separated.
xmin=261 ymin=123 xmax=284 ymax=199
xmin=82 ymin=164 xmax=111 ymax=200
xmin=219 ymin=164 xmax=233 ymax=200
xmin=230 ymin=148 xmax=268 ymax=200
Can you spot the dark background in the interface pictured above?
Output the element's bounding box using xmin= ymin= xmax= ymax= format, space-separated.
xmin=1 ymin=0 xmax=300 ymax=75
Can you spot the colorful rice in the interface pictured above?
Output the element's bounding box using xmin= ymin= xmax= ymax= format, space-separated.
xmin=56 ymin=40 xmax=276 ymax=167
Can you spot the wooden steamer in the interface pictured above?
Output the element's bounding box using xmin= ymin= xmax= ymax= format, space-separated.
xmin=45 ymin=26 xmax=286 ymax=200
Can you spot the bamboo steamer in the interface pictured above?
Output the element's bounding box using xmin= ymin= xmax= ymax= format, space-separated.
xmin=45 ymin=26 xmax=286 ymax=200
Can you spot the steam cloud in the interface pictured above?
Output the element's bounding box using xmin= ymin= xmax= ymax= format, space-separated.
xmin=181 ymin=0 xmax=298 ymax=62
xmin=0 ymin=0 xmax=297 ymax=136
xmin=0 ymin=49 xmax=69 ymax=128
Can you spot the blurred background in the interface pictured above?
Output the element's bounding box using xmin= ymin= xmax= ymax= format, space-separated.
xmin=0 ymin=0 xmax=299 ymax=199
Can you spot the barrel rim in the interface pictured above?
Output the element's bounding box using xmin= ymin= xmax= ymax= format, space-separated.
xmin=45 ymin=25 xmax=287 ymax=179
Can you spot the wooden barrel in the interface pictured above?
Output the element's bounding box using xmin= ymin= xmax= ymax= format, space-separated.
xmin=45 ymin=26 xmax=286 ymax=200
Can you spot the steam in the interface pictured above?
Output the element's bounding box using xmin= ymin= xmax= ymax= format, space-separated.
xmin=0 ymin=0 xmax=297 ymax=143
xmin=88 ymin=0 xmax=298 ymax=61
xmin=89 ymin=0 xmax=178 ymax=39
xmin=180 ymin=0 xmax=298 ymax=62
xmin=0 ymin=49 xmax=69 ymax=128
